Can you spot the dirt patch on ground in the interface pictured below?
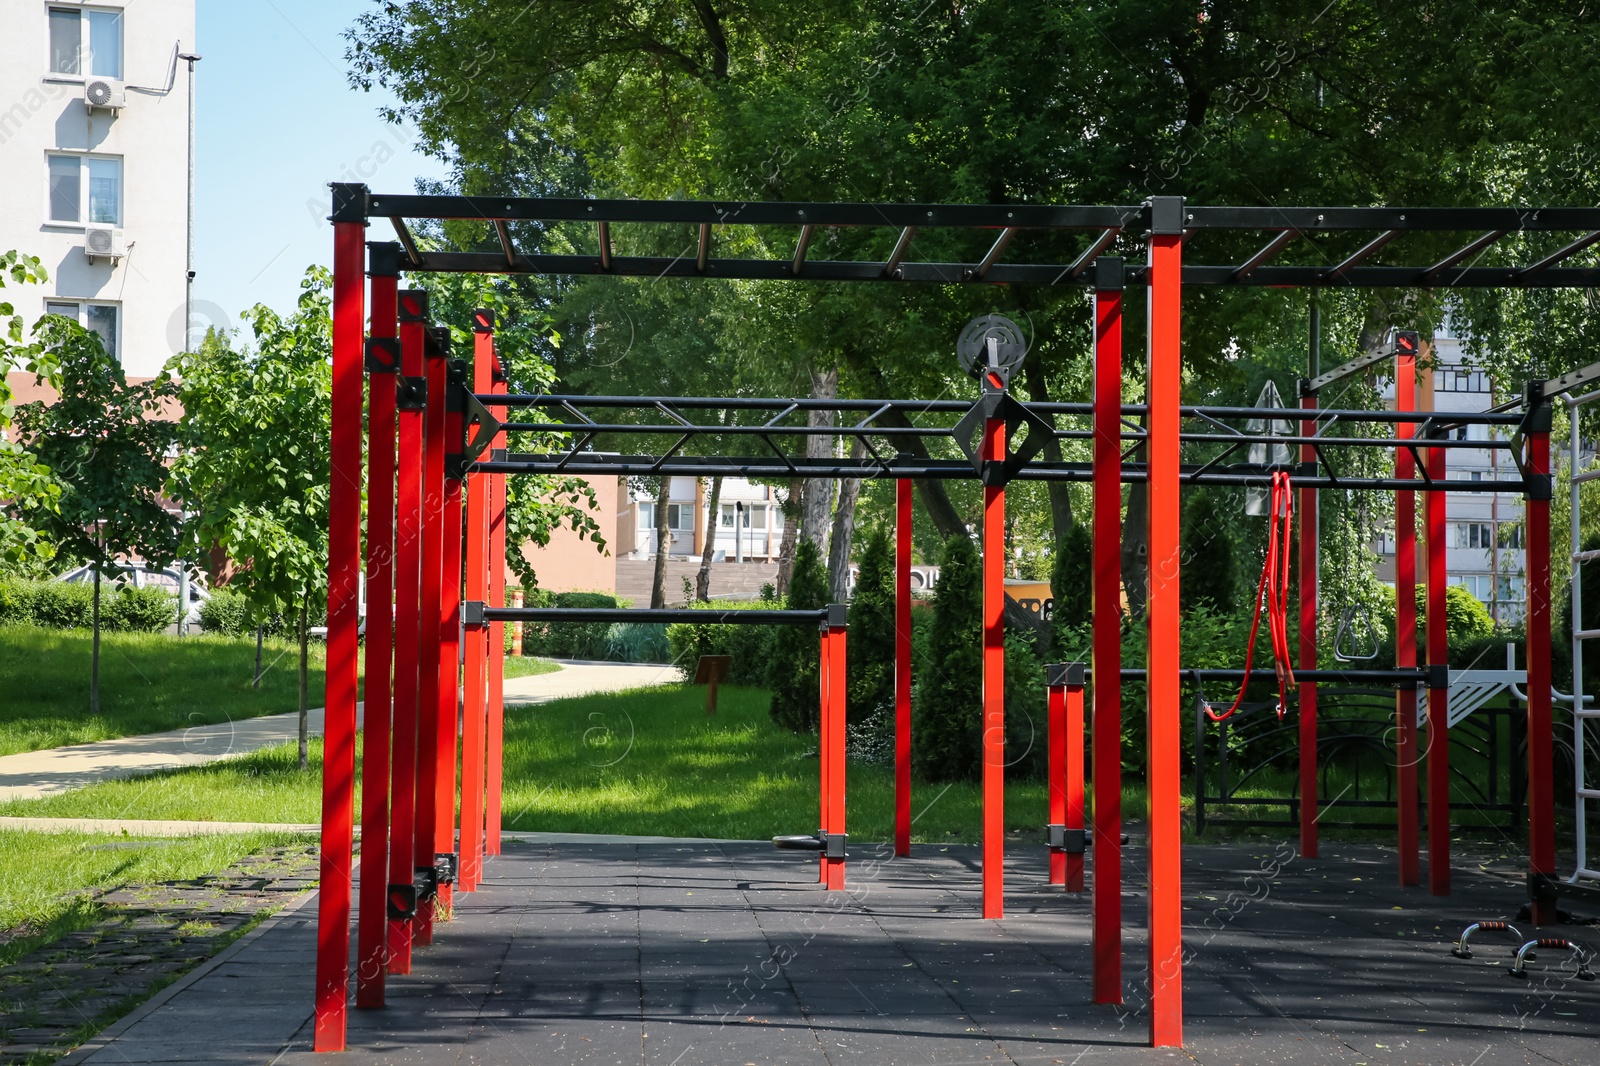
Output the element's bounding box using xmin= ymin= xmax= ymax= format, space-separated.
xmin=0 ymin=842 xmax=318 ymax=1064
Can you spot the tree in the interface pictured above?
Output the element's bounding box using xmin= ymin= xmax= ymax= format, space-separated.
xmin=914 ymin=534 xmax=983 ymax=783
xmin=846 ymin=528 xmax=894 ymax=723
xmin=167 ymin=272 xmax=333 ymax=766
xmin=695 ymin=475 xmax=723 ymax=602
xmin=767 ymin=539 xmax=827 ymax=733
xmin=1050 ymin=520 xmax=1093 ymax=658
xmin=0 ymin=250 xmax=62 ymax=568
xmin=1180 ymin=489 xmax=1239 ymax=616
xmin=16 ymin=317 xmax=180 ymax=714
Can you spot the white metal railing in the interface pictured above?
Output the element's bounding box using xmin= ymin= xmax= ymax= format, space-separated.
xmin=1567 ymin=386 xmax=1600 ymax=884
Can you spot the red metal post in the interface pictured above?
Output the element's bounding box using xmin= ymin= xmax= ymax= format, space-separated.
xmin=1066 ymin=675 xmax=1086 ymax=894
xmin=436 ymin=381 xmax=466 ymax=916
xmin=1426 ymin=437 xmax=1450 ymax=896
xmin=981 ymin=415 xmax=1006 ymax=920
xmin=414 ymin=332 xmax=446 ymax=946
xmin=485 ymin=364 xmax=508 ymax=857
xmin=823 ymin=612 xmax=848 ymax=891
xmin=355 ymin=250 xmax=398 ymax=1009
xmin=818 ymin=618 xmax=831 ymax=885
xmin=458 ymin=314 xmax=494 ymax=892
xmin=894 ymin=478 xmax=913 ymax=858
xmin=1525 ymin=408 xmax=1557 ymax=924
xmin=1047 ymin=676 xmax=1066 ymax=887
xmin=1394 ymin=349 xmax=1420 ymax=887
xmin=314 ymin=195 xmax=365 ymax=1053
xmin=1298 ymin=391 xmax=1319 ymax=858
xmin=387 ymin=290 xmax=427 ymax=973
xmin=1091 ymin=260 xmax=1124 ymax=1005
xmin=1145 ymin=200 xmax=1184 ymax=1048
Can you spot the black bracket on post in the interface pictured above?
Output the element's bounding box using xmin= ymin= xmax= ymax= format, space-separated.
xmin=364 ymin=336 xmax=400 ymax=374
xmin=368 ymin=241 xmax=402 ymax=278
xmin=414 ymin=863 xmax=439 ymax=902
xmin=435 ymin=852 xmax=458 ymax=886
xmin=473 ymin=308 xmax=495 ymax=333
xmin=398 ymin=289 xmax=429 ymax=323
xmin=386 ymin=882 xmax=418 ymax=920
xmin=826 ymin=603 xmax=848 ymax=628
xmin=1427 ymin=663 xmax=1450 ymax=690
xmin=397 ymin=376 xmax=429 ymax=410
xmin=1047 ymin=824 xmax=1086 ymax=853
xmin=821 ymin=832 xmax=847 ymax=860
xmin=463 ymin=600 xmax=485 ymax=627
xmin=1528 ymin=870 xmax=1561 ymax=908
xmin=1045 ymin=661 xmax=1086 ymax=688
xmin=328 ymin=182 xmax=368 ymax=225
xmin=952 ymin=390 xmax=1053 ymax=486
xmin=425 ymin=325 xmax=451 ymax=359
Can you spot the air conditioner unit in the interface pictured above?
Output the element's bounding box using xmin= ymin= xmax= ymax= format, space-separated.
xmin=84 ymin=225 xmax=126 ymax=261
xmin=85 ymin=79 xmax=125 ymax=110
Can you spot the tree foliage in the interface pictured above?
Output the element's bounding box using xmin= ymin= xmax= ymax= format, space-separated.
xmin=0 ymin=250 xmax=61 ymax=567
xmin=914 ymin=534 xmax=982 ymax=783
xmin=1180 ymin=489 xmax=1239 ymax=616
xmin=846 ymin=528 xmax=894 ymax=723
xmin=767 ymin=539 xmax=827 ymax=733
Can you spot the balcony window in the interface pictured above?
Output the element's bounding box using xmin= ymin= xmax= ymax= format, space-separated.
xmin=49 ymin=6 xmax=123 ymax=78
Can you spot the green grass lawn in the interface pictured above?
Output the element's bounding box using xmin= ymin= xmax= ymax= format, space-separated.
xmin=0 ymin=684 xmax=1142 ymax=844
xmin=0 ymin=624 xmax=334 ymax=757
xmin=0 ymin=830 xmax=305 ymax=964
xmin=502 ymin=656 xmax=561 ymax=679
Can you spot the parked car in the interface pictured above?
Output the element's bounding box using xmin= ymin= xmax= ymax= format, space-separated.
xmin=56 ymin=563 xmax=210 ymax=629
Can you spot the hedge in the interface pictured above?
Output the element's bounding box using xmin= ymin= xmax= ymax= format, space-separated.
xmin=664 ymin=600 xmax=777 ymax=685
xmin=0 ymin=576 xmax=174 ymax=632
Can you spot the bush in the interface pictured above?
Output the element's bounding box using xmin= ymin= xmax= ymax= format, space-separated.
xmin=768 ymin=540 xmax=828 ymax=733
xmin=28 ymin=580 xmax=93 ymax=628
xmin=846 ymin=529 xmax=895 ymax=724
xmin=522 ymin=591 xmax=619 ymax=660
xmin=664 ymin=601 xmax=775 ymax=683
xmin=914 ymin=534 xmax=983 ymax=782
xmin=1049 ymin=521 xmax=1092 ymax=656
xmin=605 ymin=621 xmax=672 ymax=664
xmin=198 ymin=587 xmax=252 ymax=635
xmin=0 ymin=577 xmax=37 ymax=625
xmin=102 ymin=585 xmax=175 ymax=632
xmin=1181 ymin=489 xmax=1239 ymax=615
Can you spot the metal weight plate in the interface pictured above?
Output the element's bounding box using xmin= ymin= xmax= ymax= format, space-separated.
xmin=957 ymin=314 xmax=1028 ymax=379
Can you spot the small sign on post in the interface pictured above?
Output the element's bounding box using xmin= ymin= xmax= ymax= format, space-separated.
xmin=693 ymin=654 xmax=733 ymax=716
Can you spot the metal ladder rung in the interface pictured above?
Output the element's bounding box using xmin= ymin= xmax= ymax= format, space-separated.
xmin=1575 ymin=549 xmax=1600 ymax=564
xmin=1580 ymin=788 xmax=1600 ymax=800
xmin=1578 ymin=708 xmax=1600 ymax=719
xmin=1577 ymin=628 xmax=1600 ymax=641
xmin=1576 ymin=468 xmax=1600 ymax=485
xmin=1575 ymin=868 xmax=1600 ymax=883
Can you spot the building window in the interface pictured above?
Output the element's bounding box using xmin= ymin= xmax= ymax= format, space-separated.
xmin=1455 ymin=522 xmax=1493 ymax=549
xmin=49 ymin=6 xmax=123 ymax=78
xmin=638 ymin=501 xmax=692 ymax=531
xmin=1436 ymin=367 xmax=1489 ymax=393
xmin=47 ymin=154 xmax=122 ymax=225
xmin=1498 ymin=524 xmax=1522 ymax=549
xmin=45 ymin=300 xmax=119 ymax=361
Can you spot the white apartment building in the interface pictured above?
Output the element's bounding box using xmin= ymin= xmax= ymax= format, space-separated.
xmin=0 ymin=1 xmax=195 ymax=380
xmin=1375 ymin=331 xmax=1527 ymax=624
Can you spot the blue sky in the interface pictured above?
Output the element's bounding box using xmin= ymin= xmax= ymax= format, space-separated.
xmin=193 ymin=0 xmax=452 ymax=336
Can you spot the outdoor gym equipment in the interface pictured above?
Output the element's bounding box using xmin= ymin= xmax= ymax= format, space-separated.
xmin=1508 ymin=937 xmax=1597 ymax=980
xmin=312 ymin=187 xmax=1598 ymax=1053
xmin=1333 ymin=601 xmax=1382 ymax=662
xmin=1451 ymin=919 xmax=1524 ymax=959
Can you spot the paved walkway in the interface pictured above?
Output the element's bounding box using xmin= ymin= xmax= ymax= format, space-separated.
xmin=501 ymin=658 xmax=678 ymax=705
xmin=0 ymin=659 xmax=674 ymax=805
xmin=70 ymin=840 xmax=1599 ymax=1065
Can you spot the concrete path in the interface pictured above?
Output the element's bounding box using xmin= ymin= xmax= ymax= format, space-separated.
xmin=0 ymin=659 xmax=673 ymax=805
xmin=501 ymin=658 xmax=678 ymax=705
xmin=0 ymin=705 xmax=360 ymax=803
xmin=70 ymin=839 xmax=1600 ymax=1065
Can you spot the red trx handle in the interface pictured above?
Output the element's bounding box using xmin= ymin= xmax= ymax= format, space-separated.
xmin=1209 ymin=471 xmax=1298 ymax=722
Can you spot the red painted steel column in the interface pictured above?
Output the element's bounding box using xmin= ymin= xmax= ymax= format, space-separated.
xmin=387 ymin=290 xmax=427 ymax=972
xmin=894 ymin=478 xmax=913 ymax=857
xmin=1047 ymin=676 xmax=1067 ymax=887
xmin=1145 ymin=200 xmax=1184 ymax=1048
xmin=1091 ymin=259 xmax=1125 ymax=1006
xmin=1298 ymin=392 xmax=1319 ymax=858
xmin=485 ymin=366 xmax=508 ymax=857
xmin=355 ymin=250 xmax=398 ymax=1008
xmin=458 ymin=314 xmax=494 ymax=892
xmin=824 ymin=613 xmax=848 ymax=891
xmin=1394 ymin=350 xmax=1420 ymax=886
xmin=1066 ymin=675 xmax=1086 ymax=894
xmin=436 ymin=376 xmax=466 ymax=916
xmin=818 ymin=619 xmax=831 ymax=885
xmin=314 ymin=193 xmax=365 ymax=1054
xmin=414 ymin=331 xmax=447 ymax=946
xmin=1425 ymin=437 xmax=1450 ymax=896
xmin=981 ymin=415 xmax=1006 ymax=920
xmin=1525 ymin=409 xmax=1557 ymax=924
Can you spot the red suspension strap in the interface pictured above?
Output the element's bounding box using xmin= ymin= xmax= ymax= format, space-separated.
xmin=1208 ymin=471 xmax=1298 ymax=722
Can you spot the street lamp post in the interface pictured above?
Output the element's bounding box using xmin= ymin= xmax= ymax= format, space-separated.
xmin=178 ymin=51 xmax=201 ymax=353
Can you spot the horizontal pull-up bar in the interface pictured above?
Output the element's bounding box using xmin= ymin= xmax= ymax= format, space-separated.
xmin=1105 ymin=667 xmax=1438 ymax=685
xmin=482 ymin=607 xmax=839 ymax=626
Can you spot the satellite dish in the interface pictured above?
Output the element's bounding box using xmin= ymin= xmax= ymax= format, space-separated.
xmin=956 ymin=314 xmax=1028 ymax=379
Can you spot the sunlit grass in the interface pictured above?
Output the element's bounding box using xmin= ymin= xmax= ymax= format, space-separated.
xmin=502 ymin=656 xmax=562 ymax=679
xmin=0 ymin=623 xmax=336 ymax=756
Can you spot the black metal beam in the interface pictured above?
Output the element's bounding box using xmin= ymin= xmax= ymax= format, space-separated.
xmin=1422 ymin=229 xmax=1506 ymax=280
xmin=485 ymin=607 xmax=827 ymax=625
xmin=1543 ymin=359 xmax=1600 ymax=400
xmin=1232 ymin=229 xmax=1296 ymax=280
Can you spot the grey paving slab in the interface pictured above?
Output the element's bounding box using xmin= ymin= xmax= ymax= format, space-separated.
xmin=78 ymin=839 xmax=1600 ymax=1065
